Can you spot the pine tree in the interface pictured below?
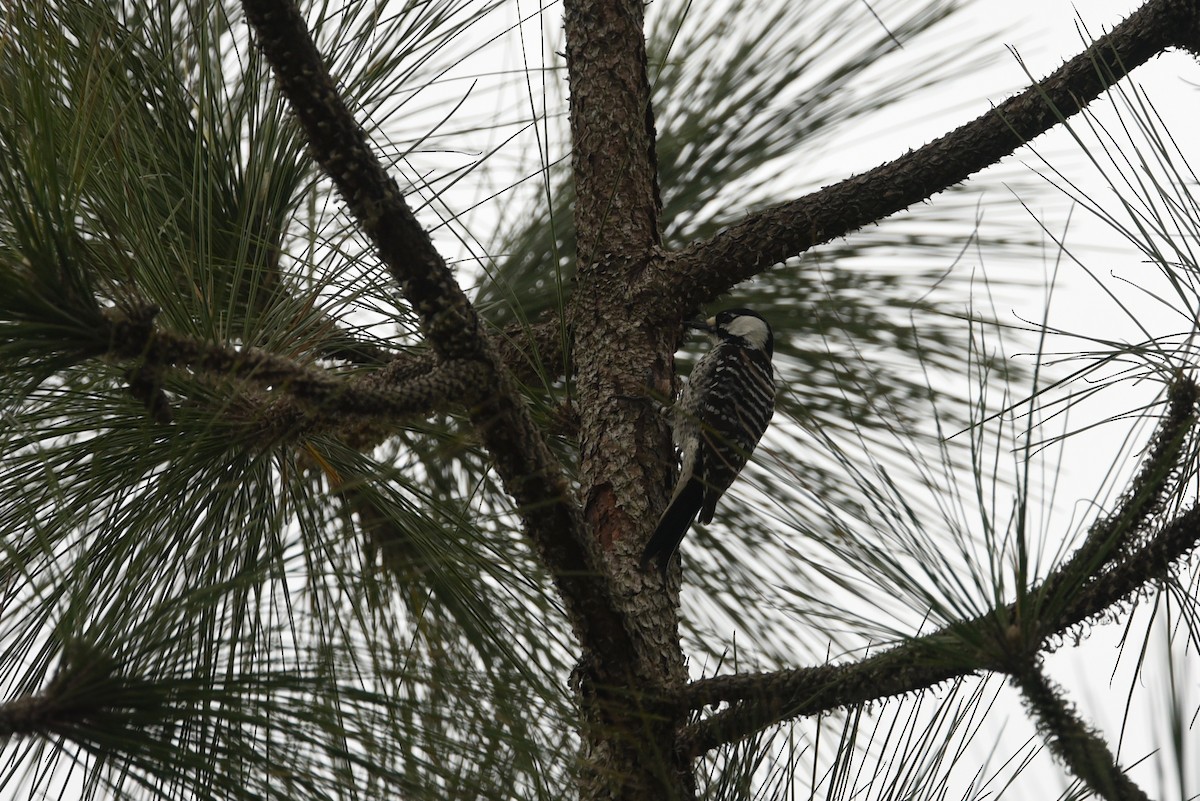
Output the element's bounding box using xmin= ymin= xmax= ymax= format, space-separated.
xmin=2 ymin=0 xmax=1200 ymax=799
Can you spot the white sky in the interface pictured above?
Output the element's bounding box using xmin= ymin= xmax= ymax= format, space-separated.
xmin=880 ymin=2 xmax=1200 ymax=797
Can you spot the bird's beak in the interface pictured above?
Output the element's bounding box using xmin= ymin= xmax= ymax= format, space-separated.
xmin=684 ymin=317 xmax=715 ymax=332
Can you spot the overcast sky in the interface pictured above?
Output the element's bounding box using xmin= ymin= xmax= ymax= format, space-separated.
xmin=902 ymin=2 xmax=1200 ymax=794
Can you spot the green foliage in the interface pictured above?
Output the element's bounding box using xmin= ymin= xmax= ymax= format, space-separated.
xmin=0 ymin=1 xmax=571 ymax=798
xmin=2 ymin=0 xmax=1198 ymax=799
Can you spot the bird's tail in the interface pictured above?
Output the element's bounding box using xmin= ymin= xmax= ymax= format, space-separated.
xmin=639 ymin=479 xmax=704 ymax=575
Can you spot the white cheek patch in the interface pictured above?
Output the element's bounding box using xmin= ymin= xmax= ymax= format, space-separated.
xmin=724 ymin=316 xmax=770 ymax=350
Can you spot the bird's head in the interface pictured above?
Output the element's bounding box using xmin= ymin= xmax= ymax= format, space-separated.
xmin=687 ymin=309 xmax=774 ymax=356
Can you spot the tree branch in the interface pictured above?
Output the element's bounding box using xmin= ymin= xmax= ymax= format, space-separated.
xmin=0 ymin=691 xmax=79 ymax=737
xmin=103 ymin=308 xmax=483 ymax=425
xmin=0 ymin=645 xmax=127 ymax=738
xmin=240 ymin=0 xmax=635 ymax=658
xmin=644 ymin=0 xmax=1200 ymax=318
xmin=679 ymin=501 xmax=1200 ymax=758
xmin=240 ymin=0 xmax=478 ymax=362
xmin=1038 ymin=375 xmax=1197 ymax=602
xmin=370 ymin=317 xmax=568 ymax=389
xmin=678 ymin=625 xmax=989 ymax=759
xmin=1011 ymin=659 xmax=1151 ymax=801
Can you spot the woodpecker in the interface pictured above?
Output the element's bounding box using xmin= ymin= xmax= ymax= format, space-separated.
xmin=640 ymin=309 xmax=776 ymax=574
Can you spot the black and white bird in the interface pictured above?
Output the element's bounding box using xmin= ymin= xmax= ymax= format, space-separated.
xmin=640 ymin=309 xmax=776 ymax=574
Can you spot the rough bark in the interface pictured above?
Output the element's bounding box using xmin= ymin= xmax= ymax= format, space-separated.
xmin=1012 ymin=661 xmax=1151 ymax=801
xmin=562 ymin=0 xmax=692 ymax=798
